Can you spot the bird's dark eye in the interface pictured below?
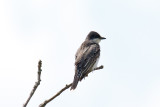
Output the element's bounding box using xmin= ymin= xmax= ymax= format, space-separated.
xmin=91 ymin=34 xmax=99 ymax=39
xmin=91 ymin=35 xmax=95 ymax=39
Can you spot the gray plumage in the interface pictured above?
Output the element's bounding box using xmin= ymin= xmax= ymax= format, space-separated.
xmin=71 ymin=31 xmax=106 ymax=90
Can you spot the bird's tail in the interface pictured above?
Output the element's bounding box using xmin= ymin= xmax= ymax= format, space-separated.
xmin=70 ymin=75 xmax=79 ymax=90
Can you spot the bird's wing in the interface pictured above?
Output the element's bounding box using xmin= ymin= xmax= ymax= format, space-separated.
xmin=75 ymin=43 xmax=100 ymax=80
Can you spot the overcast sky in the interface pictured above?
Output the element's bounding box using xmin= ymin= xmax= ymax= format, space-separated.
xmin=0 ymin=0 xmax=160 ymax=107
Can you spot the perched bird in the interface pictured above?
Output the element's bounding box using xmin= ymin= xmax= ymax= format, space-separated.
xmin=71 ymin=31 xmax=106 ymax=90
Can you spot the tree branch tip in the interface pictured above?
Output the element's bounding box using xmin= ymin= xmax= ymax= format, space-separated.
xmin=23 ymin=60 xmax=43 ymax=107
xmin=93 ymin=65 xmax=104 ymax=71
xmin=38 ymin=60 xmax=42 ymax=64
xmin=38 ymin=60 xmax=42 ymax=70
xmin=99 ymin=65 xmax=104 ymax=69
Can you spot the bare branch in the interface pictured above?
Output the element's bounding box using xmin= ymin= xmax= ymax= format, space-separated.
xmin=93 ymin=65 xmax=103 ymax=71
xmin=23 ymin=60 xmax=42 ymax=107
xmin=39 ymin=83 xmax=72 ymax=107
xmin=39 ymin=65 xmax=103 ymax=107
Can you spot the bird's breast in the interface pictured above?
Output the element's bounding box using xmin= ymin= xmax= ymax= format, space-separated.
xmin=92 ymin=57 xmax=100 ymax=70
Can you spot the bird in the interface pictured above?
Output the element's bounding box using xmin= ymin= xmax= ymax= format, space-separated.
xmin=70 ymin=31 xmax=106 ymax=90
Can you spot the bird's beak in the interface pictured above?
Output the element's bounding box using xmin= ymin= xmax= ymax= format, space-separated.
xmin=100 ymin=37 xmax=106 ymax=40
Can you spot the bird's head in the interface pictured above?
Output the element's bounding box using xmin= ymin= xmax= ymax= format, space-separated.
xmin=86 ymin=31 xmax=106 ymax=43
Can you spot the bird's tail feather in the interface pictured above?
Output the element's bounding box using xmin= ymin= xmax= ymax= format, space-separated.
xmin=70 ymin=75 xmax=79 ymax=90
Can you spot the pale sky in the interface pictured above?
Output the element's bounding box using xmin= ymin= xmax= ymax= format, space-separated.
xmin=0 ymin=0 xmax=160 ymax=107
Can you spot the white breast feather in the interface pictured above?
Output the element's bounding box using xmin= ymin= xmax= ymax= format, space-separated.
xmin=92 ymin=57 xmax=100 ymax=70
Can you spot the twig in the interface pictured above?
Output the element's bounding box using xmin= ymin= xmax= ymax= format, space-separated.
xmin=39 ymin=65 xmax=103 ymax=107
xmin=93 ymin=65 xmax=103 ymax=71
xmin=39 ymin=83 xmax=72 ymax=107
xmin=23 ymin=60 xmax=42 ymax=107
